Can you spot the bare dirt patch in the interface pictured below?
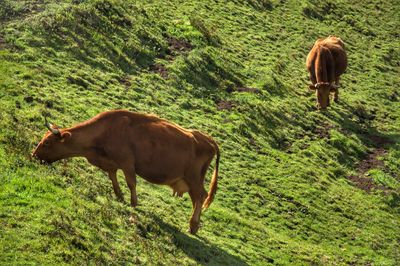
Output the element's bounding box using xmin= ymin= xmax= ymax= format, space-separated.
xmin=236 ymin=86 xmax=261 ymax=94
xmin=167 ymin=37 xmax=192 ymax=55
xmin=313 ymin=123 xmax=335 ymax=139
xmin=150 ymin=37 xmax=192 ymax=78
xmin=226 ymin=85 xmax=261 ymax=94
xmin=150 ymin=63 xmax=168 ymax=79
xmin=347 ymin=135 xmax=393 ymax=192
xmin=367 ymin=134 xmax=393 ymax=147
xmin=216 ymin=100 xmax=236 ymax=111
xmin=348 ymin=148 xmax=389 ymax=192
xmin=356 ymin=148 xmax=387 ymax=173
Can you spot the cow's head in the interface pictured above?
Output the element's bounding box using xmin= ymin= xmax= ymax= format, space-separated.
xmin=32 ymin=118 xmax=72 ymax=164
xmin=309 ymin=83 xmax=338 ymax=110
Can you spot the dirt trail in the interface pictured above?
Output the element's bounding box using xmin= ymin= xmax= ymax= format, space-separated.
xmin=150 ymin=63 xmax=169 ymax=78
xmin=216 ymin=100 xmax=236 ymax=110
xmin=347 ymin=135 xmax=393 ymax=192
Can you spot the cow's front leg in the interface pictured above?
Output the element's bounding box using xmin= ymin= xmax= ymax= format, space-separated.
xmin=108 ymin=170 xmax=123 ymax=202
xmin=333 ymin=89 xmax=339 ymax=103
xmin=87 ymin=154 xmax=123 ymax=202
xmin=122 ymin=167 xmax=138 ymax=207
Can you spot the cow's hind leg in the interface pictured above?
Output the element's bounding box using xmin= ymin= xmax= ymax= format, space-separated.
xmin=186 ymin=157 xmax=214 ymax=234
xmin=108 ymin=170 xmax=123 ymax=202
xmin=188 ymin=187 xmax=207 ymax=234
xmin=122 ymin=166 xmax=138 ymax=207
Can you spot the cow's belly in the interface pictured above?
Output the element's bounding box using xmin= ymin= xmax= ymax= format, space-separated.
xmin=133 ymin=143 xmax=193 ymax=185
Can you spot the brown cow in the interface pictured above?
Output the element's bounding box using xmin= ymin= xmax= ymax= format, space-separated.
xmin=32 ymin=110 xmax=219 ymax=234
xmin=306 ymin=36 xmax=347 ymax=109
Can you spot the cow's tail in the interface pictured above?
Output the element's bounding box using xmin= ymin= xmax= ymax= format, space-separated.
xmin=203 ymin=138 xmax=220 ymax=209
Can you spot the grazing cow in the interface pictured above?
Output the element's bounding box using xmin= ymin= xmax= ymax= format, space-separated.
xmin=32 ymin=110 xmax=220 ymax=234
xmin=306 ymin=36 xmax=347 ymax=109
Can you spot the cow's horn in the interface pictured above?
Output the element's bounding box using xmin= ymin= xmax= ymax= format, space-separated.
xmin=44 ymin=116 xmax=61 ymax=135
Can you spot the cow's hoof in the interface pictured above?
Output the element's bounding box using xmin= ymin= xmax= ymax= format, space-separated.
xmin=130 ymin=201 xmax=138 ymax=208
xmin=188 ymin=226 xmax=199 ymax=235
xmin=334 ymin=98 xmax=339 ymax=103
xmin=188 ymin=221 xmax=200 ymax=234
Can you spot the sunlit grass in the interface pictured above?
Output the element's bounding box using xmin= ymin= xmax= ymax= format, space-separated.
xmin=0 ymin=0 xmax=399 ymax=264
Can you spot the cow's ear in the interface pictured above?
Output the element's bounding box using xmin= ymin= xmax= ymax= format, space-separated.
xmin=60 ymin=131 xmax=71 ymax=142
xmin=309 ymin=84 xmax=316 ymax=90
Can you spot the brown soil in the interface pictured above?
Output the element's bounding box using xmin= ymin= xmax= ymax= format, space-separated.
xmin=216 ymin=100 xmax=236 ymax=110
xmin=313 ymin=123 xmax=335 ymax=139
xmin=150 ymin=38 xmax=192 ymax=78
xmin=357 ymin=148 xmax=387 ymax=173
xmin=367 ymin=134 xmax=393 ymax=147
xmin=348 ymin=148 xmax=389 ymax=192
xmin=236 ymin=87 xmax=261 ymax=94
xmin=167 ymin=37 xmax=192 ymax=54
xmin=347 ymin=135 xmax=393 ymax=193
xmin=150 ymin=63 xmax=168 ymax=78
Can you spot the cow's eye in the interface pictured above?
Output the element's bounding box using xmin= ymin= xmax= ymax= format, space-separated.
xmin=43 ymin=140 xmax=50 ymax=147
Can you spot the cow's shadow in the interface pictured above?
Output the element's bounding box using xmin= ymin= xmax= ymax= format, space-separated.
xmin=150 ymin=215 xmax=249 ymax=266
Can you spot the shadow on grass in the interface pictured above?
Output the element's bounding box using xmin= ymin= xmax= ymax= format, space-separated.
xmin=152 ymin=215 xmax=249 ymax=266
xmin=323 ymin=101 xmax=400 ymax=183
xmin=328 ymin=101 xmax=400 ymax=147
xmin=387 ymin=192 xmax=400 ymax=209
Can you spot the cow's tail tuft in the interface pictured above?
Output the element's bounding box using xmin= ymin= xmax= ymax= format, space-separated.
xmin=203 ymin=139 xmax=219 ymax=209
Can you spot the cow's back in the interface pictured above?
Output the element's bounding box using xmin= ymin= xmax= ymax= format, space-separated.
xmin=307 ymin=37 xmax=347 ymax=81
xmin=321 ymin=37 xmax=347 ymax=76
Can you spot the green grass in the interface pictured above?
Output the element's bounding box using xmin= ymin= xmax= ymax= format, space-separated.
xmin=1 ymin=0 xmax=399 ymax=265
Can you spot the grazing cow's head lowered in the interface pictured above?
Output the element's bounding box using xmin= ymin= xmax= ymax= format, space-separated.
xmin=309 ymin=82 xmax=338 ymax=110
xmin=32 ymin=118 xmax=72 ymax=163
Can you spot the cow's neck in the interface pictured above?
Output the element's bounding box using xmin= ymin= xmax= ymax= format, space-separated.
xmin=64 ymin=122 xmax=106 ymax=157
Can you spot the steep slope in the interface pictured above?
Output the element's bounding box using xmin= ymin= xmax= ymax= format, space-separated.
xmin=0 ymin=0 xmax=399 ymax=265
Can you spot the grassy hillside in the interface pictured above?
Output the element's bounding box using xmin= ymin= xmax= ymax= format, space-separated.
xmin=1 ymin=0 xmax=399 ymax=265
